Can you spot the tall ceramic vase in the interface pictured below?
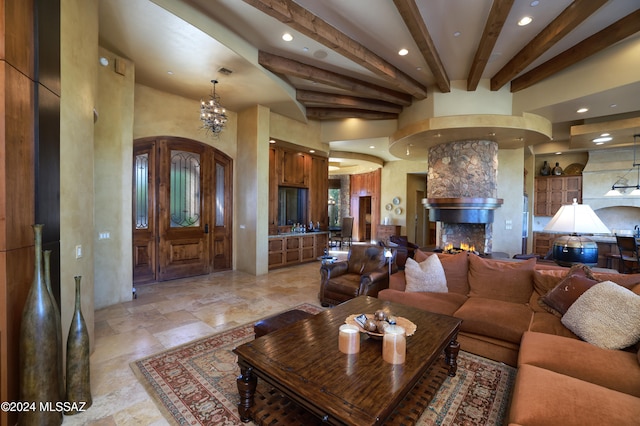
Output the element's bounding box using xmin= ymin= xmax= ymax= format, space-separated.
xmin=44 ymin=250 xmax=64 ymax=401
xmin=19 ymin=224 xmax=62 ymax=425
xmin=65 ymin=275 xmax=92 ymax=414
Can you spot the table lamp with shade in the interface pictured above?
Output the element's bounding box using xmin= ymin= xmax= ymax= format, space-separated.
xmin=543 ymin=198 xmax=610 ymax=266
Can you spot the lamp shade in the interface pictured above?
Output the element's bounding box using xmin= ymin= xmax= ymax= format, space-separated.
xmin=543 ymin=199 xmax=610 ymax=234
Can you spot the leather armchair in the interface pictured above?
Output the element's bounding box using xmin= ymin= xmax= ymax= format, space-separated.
xmin=319 ymin=245 xmax=389 ymax=307
xmin=389 ymin=235 xmax=419 ymax=269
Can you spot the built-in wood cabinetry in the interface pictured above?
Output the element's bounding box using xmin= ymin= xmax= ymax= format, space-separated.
xmin=350 ymin=169 xmax=381 ymax=242
xmin=532 ymin=232 xmax=554 ymax=258
xmin=269 ymin=144 xmax=328 ymax=236
xmin=377 ymin=225 xmax=401 ymax=243
xmin=534 ymin=175 xmax=582 ymax=217
xmin=279 ymin=149 xmax=309 ymax=187
xmin=268 ymin=232 xmax=329 ymax=269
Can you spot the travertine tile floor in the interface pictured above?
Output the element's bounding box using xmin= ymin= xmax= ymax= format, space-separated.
xmin=61 ymin=257 xmax=341 ymax=425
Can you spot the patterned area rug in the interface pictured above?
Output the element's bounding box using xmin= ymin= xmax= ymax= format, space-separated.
xmin=131 ymin=304 xmax=515 ymax=425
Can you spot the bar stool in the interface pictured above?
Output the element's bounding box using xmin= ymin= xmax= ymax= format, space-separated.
xmin=615 ymin=235 xmax=640 ymax=274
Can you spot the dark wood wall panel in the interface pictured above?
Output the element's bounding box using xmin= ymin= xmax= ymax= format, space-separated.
xmin=0 ymin=1 xmax=60 ymax=424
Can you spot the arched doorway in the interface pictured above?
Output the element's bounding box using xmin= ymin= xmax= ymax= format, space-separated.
xmin=133 ymin=137 xmax=233 ymax=283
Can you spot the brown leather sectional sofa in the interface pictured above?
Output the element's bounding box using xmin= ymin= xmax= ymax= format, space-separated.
xmin=377 ymin=250 xmax=640 ymax=425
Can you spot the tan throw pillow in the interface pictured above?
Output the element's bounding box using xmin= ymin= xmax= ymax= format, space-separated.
xmin=468 ymin=255 xmax=535 ymax=304
xmin=404 ymin=256 xmax=448 ymax=293
xmin=561 ymin=281 xmax=640 ymax=350
xmin=538 ymin=264 xmax=598 ymax=317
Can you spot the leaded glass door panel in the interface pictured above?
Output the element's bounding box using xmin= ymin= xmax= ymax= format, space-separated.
xmin=158 ymin=139 xmax=212 ymax=281
xmin=133 ymin=141 xmax=157 ymax=283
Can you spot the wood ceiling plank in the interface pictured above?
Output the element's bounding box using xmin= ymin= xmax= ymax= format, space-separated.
xmin=305 ymin=107 xmax=398 ymax=120
xmin=296 ymin=90 xmax=403 ymax=114
xmin=467 ymin=0 xmax=514 ymax=91
xmin=243 ymin=0 xmax=428 ymax=99
xmin=258 ymin=51 xmax=412 ymax=106
xmin=511 ymin=9 xmax=640 ymax=92
xmin=490 ymin=0 xmax=608 ymax=91
xmin=393 ymin=0 xmax=450 ymax=93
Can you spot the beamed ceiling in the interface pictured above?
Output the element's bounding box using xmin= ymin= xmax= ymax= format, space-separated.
xmin=99 ymin=0 xmax=640 ymax=163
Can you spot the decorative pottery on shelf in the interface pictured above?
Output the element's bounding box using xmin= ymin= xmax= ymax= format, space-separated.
xmin=540 ymin=160 xmax=551 ymax=176
xmin=19 ymin=224 xmax=63 ymax=425
xmin=65 ymin=276 xmax=92 ymax=414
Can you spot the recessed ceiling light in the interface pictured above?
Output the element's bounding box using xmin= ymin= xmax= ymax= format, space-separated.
xmin=282 ymin=33 xmax=293 ymax=42
xmin=555 ymin=152 xmax=562 ymax=155
xmin=600 ymin=133 xmax=610 ymax=137
xmin=167 ymin=71 xmax=173 ymax=75
xmin=269 ymin=139 xmax=276 ymax=144
xmin=530 ymin=1 xmax=539 ymax=6
xmin=610 ymin=104 xmax=618 ymax=108
xmin=593 ymin=136 xmax=612 ymax=143
xmin=398 ymin=48 xmax=409 ymax=56
xmin=99 ymin=57 xmax=109 ymax=67
xmin=453 ymin=31 xmax=461 ymax=37
xmin=577 ymin=107 xmax=589 ymax=113
xmin=302 ymin=47 xmax=309 ymax=52
xmin=369 ymin=145 xmax=375 ymax=149
xmin=518 ymin=16 xmax=533 ymax=26
xmin=309 ymin=149 xmax=315 ymax=153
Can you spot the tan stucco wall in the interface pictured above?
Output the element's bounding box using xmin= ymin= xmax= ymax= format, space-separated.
xmin=93 ymin=47 xmax=135 ymax=309
xmin=60 ymin=0 xmax=97 ymax=348
xmin=269 ymin=112 xmax=327 ymax=153
xmin=380 ymin=160 xmax=428 ymax=235
xmin=236 ymin=105 xmax=270 ymax=275
xmin=495 ymin=148 xmax=526 ymax=256
xmin=133 ymin=84 xmax=238 ymax=160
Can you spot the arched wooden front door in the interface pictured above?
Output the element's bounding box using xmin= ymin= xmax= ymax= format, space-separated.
xmin=133 ymin=137 xmax=233 ymax=283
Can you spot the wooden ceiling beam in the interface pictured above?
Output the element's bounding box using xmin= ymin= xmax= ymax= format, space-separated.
xmin=305 ymin=107 xmax=398 ymax=121
xmin=511 ymin=9 xmax=640 ymax=92
xmin=258 ymin=51 xmax=412 ymax=106
xmin=393 ymin=0 xmax=449 ymax=93
xmin=467 ymin=0 xmax=514 ymax=91
xmin=242 ymin=0 xmax=428 ymax=99
xmin=490 ymin=0 xmax=608 ymax=91
xmin=296 ymin=90 xmax=403 ymax=114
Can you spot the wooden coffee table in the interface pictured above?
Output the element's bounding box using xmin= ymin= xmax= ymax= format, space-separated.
xmin=233 ymin=296 xmax=462 ymax=426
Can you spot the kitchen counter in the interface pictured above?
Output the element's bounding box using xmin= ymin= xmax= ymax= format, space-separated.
xmin=268 ymin=231 xmax=329 ymax=269
xmin=269 ymin=231 xmax=330 ymax=238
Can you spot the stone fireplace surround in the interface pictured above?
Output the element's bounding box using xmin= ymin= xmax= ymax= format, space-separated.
xmin=425 ymin=140 xmax=503 ymax=254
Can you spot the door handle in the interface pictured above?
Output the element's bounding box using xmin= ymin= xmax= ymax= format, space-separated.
xmin=204 ymin=224 xmax=209 ymax=234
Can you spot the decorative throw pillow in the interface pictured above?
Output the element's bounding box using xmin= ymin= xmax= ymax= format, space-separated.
xmin=538 ymin=264 xmax=598 ymax=317
xmin=404 ymin=255 xmax=448 ymax=293
xmin=468 ymin=255 xmax=535 ymax=304
xmin=437 ymin=252 xmax=469 ymax=295
xmin=561 ymin=281 xmax=640 ymax=350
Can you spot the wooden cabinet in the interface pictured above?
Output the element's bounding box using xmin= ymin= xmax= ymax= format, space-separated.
xmin=533 ymin=232 xmax=554 ymax=258
xmin=309 ymin=155 xmax=328 ymax=227
xmin=268 ymin=238 xmax=286 ymax=268
xmin=376 ymin=225 xmax=401 ymax=243
xmin=269 ymin=144 xmax=329 ymax=233
xmin=268 ymin=232 xmax=330 ymax=269
xmin=279 ymin=148 xmax=309 ymax=187
xmin=534 ymin=176 xmax=582 ymax=217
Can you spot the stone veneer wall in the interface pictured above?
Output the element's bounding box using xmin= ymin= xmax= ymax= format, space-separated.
xmin=427 ymin=140 xmax=498 ymax=253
